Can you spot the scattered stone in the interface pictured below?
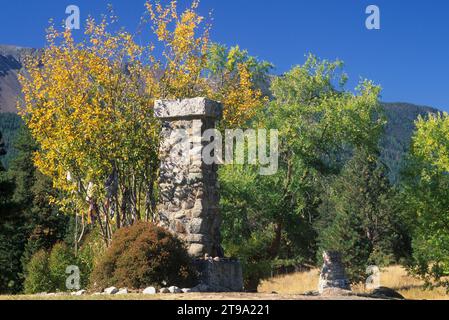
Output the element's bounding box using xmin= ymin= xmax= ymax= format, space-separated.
xmin=181 ymin=288 xmax=192 ymax=293
xmin=204 ymin=253 xmax=210 ymax=260
xmin=117 ymin=288 xmax=128 ymax=295
xmin=169 ymin=286 xmax=182 ymax=293
xmin=104 ymin=287 xmax=119 ymax=295
xmin=143 ymin=287 xmax=157 ymax=295
xmin=71 ymin=290 xmax=86 ymax=296
xmin=159 ymin=287 xmax=170 ymax=294
xmin=371 ymin=287 xmax=405 ymax=300
xmin=213 ymin=257 xmax=221 ymax=262
xmin=188 ymin=244 xmax=205 ymax=257
xmin=303 ymin=290 xmax=319 ymax=297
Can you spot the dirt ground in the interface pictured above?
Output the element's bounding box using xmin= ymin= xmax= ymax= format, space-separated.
xmin=0 ymin=292 xmax=381 ymax=300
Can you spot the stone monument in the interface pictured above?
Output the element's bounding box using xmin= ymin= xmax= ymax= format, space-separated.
xmin=318 ymin=251 xmax=351 ymax=294
xmin=155 ymin=97 xmax=243 ymax=292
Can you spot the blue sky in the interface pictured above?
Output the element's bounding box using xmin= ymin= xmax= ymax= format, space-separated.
xmin=1 ymin=0 xmax=449 ymax=111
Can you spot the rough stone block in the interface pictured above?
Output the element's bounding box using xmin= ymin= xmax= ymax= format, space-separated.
xmin=318 ymin=251 xmax=351 ymax=294
xmin=155 ymin=97 xmax=223 ymax=120
xmin=193 ymin=259 xmax=244 ymax=292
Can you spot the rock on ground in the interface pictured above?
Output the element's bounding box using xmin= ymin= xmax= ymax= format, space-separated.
xmin=104 ymin=287 xmax=119 ymax=295
xmin=117 ymin=288 xmax=128 ymax=295
xmin=71 ymin=290 xmax=86 ymax=296
xmin=143 ymin=287 xmax=157 ymax=295
xmin=371 ymin=287 xmax=405 ymax=300
xmin=169 ymin=286 xmax=182 ymax=293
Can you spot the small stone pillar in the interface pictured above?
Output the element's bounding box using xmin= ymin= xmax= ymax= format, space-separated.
xmin=318 ymin=251 xmax=351 ymax=294
xmin=155 ymin=97 xmax=223 ymax=258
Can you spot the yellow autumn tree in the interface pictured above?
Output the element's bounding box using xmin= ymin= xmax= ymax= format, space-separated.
xmin=19 ymin=0 xmax=269 ymax=243
xmin=146 ymin=0 xmax=270 ymax=127
xmin=20 ymin=20 xmax=160 ymax=243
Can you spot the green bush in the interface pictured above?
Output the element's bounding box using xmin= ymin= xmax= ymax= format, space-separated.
xmin=48 ymin=242 xmax=77 ymax=291
xmin=90 ymin=222 xmax=197 ymax=290
xmin=77 ymin=230 xmax=106 ymax=288
xmin=224 ymin=233 xmax=273 ymax=292
xmin=24 ymin=250 xmax=52 ymax=294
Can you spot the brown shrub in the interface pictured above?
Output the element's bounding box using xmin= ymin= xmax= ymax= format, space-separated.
xmin=90 ymin=222 xmax=197 ymax=290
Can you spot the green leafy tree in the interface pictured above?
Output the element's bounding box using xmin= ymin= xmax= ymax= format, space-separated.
xmin=220 ymin=55 xmax=385 ymax=289
xmin=402 ymin=112 xmax=449 ymax=289
xmin=206 ymin=43 xmax=273 ymax=87
xmin=317 ymin=149 xmax=407 ymax=283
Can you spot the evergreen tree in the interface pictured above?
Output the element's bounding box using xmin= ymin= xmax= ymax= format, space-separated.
xmin=9 ymin=128 xmax=69 ymax=279
xmin=316 ymin=149 xmax=406 ymax=283
xmin=21 ymin=169 xmax=69 ymax=273
xmin=0 ymin=131 xmax=6 ymax=158
xmin=0 ymin=127 xmax=68 ymax=293
xmin=0 ymin=129 xmax=23 ymax=293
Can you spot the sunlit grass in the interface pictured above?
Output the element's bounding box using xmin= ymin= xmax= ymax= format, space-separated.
xmin=258 ymin=265 xmax=449 ymax=300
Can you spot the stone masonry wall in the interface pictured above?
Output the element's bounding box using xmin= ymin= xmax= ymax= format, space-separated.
xmin=155 ymin=98 xmax=223 ymax=258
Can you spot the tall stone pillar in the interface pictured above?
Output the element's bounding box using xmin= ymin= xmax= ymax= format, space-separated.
xmin=318 ymin=251 xmax=351 ymax=294
xmin=155 ymin=97 xmax=223 ymax=258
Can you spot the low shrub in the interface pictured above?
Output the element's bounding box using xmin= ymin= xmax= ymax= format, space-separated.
xmin=23 ymin=250 xmax=52 ymax=294
xmin=77 ymin=229 xmax=107 ymax=288
xmin=90 ymin=221 xmax=197 ymax=290
xmin=48 ymin=242 xmax=77 ymax=291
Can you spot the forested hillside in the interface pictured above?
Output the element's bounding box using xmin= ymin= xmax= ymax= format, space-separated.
xmin=0 ymin=113 xmax=22 ymax=168
xmin=381 ymin=103 xmax=439 ymax=182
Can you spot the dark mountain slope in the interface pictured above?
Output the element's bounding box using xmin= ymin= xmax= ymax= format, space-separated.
xmin=0 ymin=45 xmax=38 ymax=114
xmin=380 ymin=102 xmax=439 ymax=182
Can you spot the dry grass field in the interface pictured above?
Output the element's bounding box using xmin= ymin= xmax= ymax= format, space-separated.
xmin=259 ymin=265 xmax=449 ymax=300
xmin=0 ymin=293 xmax=377 ymax=301
xmin=1 ymin=265 xmax=447 ymax=300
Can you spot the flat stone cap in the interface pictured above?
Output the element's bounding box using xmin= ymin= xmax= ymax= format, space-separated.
xmin=155 ymin=97 xmax=223 ymax=120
